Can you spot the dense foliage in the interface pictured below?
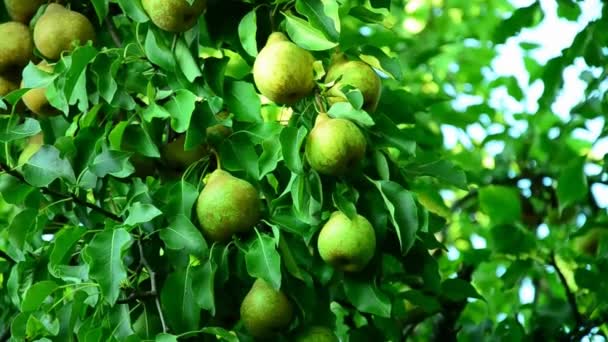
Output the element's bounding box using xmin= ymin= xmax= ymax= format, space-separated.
xmin=0 ymin=0 xmax=607 ymax=341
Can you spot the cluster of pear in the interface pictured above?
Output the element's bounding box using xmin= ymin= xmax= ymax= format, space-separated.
xmin=0 ymin=1 xmax=95 ymax=115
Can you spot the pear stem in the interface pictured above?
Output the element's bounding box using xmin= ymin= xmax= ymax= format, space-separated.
xmin=210 ymin=148 xmax=222 ymax=170
xmin=314 ymin=93 xmax=327 ymax=114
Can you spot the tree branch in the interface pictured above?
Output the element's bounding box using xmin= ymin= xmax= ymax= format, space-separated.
xmin=549 ymin=252 xmax=583 ymax=327
xmin=137 ymin=237 xmax=168 ymax=333
xmin=0 ymin=162 xmax=122 ymax=222
xmin=116 ymin=290 xmax=157 ymax=304
xmin=104 ymin=16 xmax=123 ymax=48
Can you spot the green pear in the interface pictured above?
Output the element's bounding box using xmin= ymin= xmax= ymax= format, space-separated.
xmin=33 ymin=4 xmax=96 ymax=60
xmin=206 ymin=111 xmax=232 ymax=146
xmin=0 ymin=22 xmax=34 ymax=73
xmin=196 ymin=169 xmax=260 ymax=242
xmin=295 ymin=326 xmax=339 ymax=342
xmin=305 ymin=113 xmax=366 ymax=176
xmin=0 ymin=75 xmax=19 ymax=97
xmin=4 ymin=0 xmax=46 ymax=23
xmin=142 ymin=0 xmax=207 ymax=33
xmin=253 ymin=32 xmax=315 ymax=104
xmin=240 ymin=279 xmax=294 ymax=338
xmin=317 ymin=211 xmax=376 ymax=272
xmin=21 ymin=61 xmax=58 ymax=116
xmin=17 ymin=132 xmax=43 ymax=165
xmin=325 ymin=55 xmax=381 ymax=113
xmin=162 ymin=135 xmax=207 ymax=170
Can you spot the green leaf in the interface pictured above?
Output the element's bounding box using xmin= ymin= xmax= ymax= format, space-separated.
xmin=279 ymin=126 xmax=307 ymax=174
xmin=441 ymin=279 xmax=484 ymax=302
xmin=478 ymin=186 xmax=522 ymax=224
xmin=343 ymin=277 xmax=391 ymax=317
xmin=556 ymin=157 xmax=588 ymax=211
xmin=238 ymin=10 xmax=258 ymax=57
xmin=493 ymin=3 xmax=542 ymax=44
xmin=91 ymin=0 xmax=109 ymax=24
xmin=405 ymin=159 xmax=468 ymax=190
xmin=117 ymin=0 xmax=149 ymax=22
xmin=224 ymin=81 xmax=262 ymax=123
xmin=328 ymin=102 xmax=375 ymax=126
xmin=49 ymin=226 xmax=87 ymax=276
xmin=125 ymin=203 xmax=162 ymax=226
xmin=165 ymin=89 xmax=198 ymax=133
xmin=161 ymin=268 xmax=200 ymax=333
xmin=83 ymin=229 xmax=133 ymax=305
xmin=368 ymin=178 xmax=418 ymax=254
xmin=90 ymin=149 xmax=133 ymax=178
xmin=490 ymin=224 xmax=536 ymax=255
xmin=284 ymin=13 xmax=338 ymax=51
xmin=191 ymin=262 xmax=216 ymax=315
xmin=0 ymin=118 xmax=41 ymax=143
xmin=21 ymin=281 xmax=57 ymax=312
xmin=145 ymin=28 xmax=175 ymax=71
xmin=348 ymin=6 xmax=385 ymax=23
xmin=245 ymin=231 xmax=282 ymax=289
xmin=163 ymin=180 xmax=199 ymax=217
xmin=295 ymin=0 xmax=340 ymax=41
xmin=160 ymin=215 xmax=207 ymax=256
xmin=359 ymin=45 xmax=402 ymax=80
xmin=22 ymin=145 xmax=76 ymax=187
xmin=155 ymin=333 xmax=178 ymax=342
xmin=175 ymin=38 xmax=202 ymax=82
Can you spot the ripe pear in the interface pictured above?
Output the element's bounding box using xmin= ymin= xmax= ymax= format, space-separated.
xmin=22 ymin=61 xmax=57 ymax=116
xmin=196 ymin=169 xmax=260 ymax=242
xmin=305 ymin=113 xmax=366 ymax=176
xmin=317 ymin=211 xmax=376 ymax=272
xmin=17 ymin=132 xmax=43 ymax=165
xmin=326 ymin=55 xmax=381 ymax=113
xmin=162 ymin=135 xmax=207 ymax=169
xmin=142 ymin=0 xmax=206 ymax=33
xmin=253 ymin=32 xmax=315 ymax=104
xmin=240 ymin=279 xmax=294 ymax=338
xmin=0 ymin=22 xmax=34 ymax=72
xmin=295 ymin=326 xmax=339 ymax=342
xmin=33 ymin=4 xmax=96 ymax=60
xmin=4 ymin=0 xmax=47 ymax=23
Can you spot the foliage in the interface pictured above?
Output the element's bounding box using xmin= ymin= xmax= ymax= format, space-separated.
xmin=0 ymin=0 xmax=607 ymax=341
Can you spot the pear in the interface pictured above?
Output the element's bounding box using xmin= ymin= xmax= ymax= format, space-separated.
xmin=240 ymin=279 xmax=294 ymax=338
xmin=4 ymin=0 xmax=46 ymax=23
xmin=0 ymin=75 xmax=19 ymax=97
xmin=325 ymin=55 xmax=382 ymax=113
xmin=295 ymin=326 xmax=339 ymax=342
xmin=206 ymin=111 xmax=232 ymax=146
xmin=305 ymin=113 xmax=366 ymax=176
xmin=22 ymin=61 xmax=57 ymax=116
xmin=317 ymin=211 xmax=376 ymax=272
xmin=162 ymin=135 xmax=207 ymax=170
xmin=33 ymin=4 xmax=96 ymax=60
xmin=253 ymin=32 xmax=315 ymax=104
xmin=196 ymin=169 xmax=260 ymax=242
xmin=0 ymin=22 xmax=34 ymax=73
xmin=142 ymin=0 xmax=207 ymax=33
xmin=17 ymin=132 xmax=44 ymax=165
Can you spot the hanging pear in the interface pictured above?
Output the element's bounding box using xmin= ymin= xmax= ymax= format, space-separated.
xmin=196 ymin=169 xmax=261 ymax=242
xmin=240 ymin=279 xmax=294 ymax=338
xmin=21 ymin=61 xmax=58 ymax=116
xmin=325 ymin=54 xmax=382 ymax=113
xmin=253 ymin=32 xmax=315 ymax=104
xmin=142 ymin=0 xmax=207 ymax=33
xmin=4 ymin=0 xmax=47 ymax=23
xmin=305 ymin=113 xmax=366 ymax=176
xmin=33 ymin=4 xmax=96 ymax=60
xmin=0 ymin=22 xmax=34 ymax=72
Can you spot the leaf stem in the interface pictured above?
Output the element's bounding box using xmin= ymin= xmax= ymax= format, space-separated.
xmin=136 ymin=235 xmax=168 ymax=333
xmin=549 ymin=252 xmax=583 ymax=327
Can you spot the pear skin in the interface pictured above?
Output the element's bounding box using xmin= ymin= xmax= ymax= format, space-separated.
xmin=253 ymin=32 xmax=315 ymax=104
xmin=317 ymin=211 xmax=376 ymax=272
xmin=240 ymin=279 xmax=294 ymax=338
xmin=295 ymin=326 xmax=339 ymax=342
xmin=206 ymin=111 xmax=232 ymax=146
xmin=17 ymin=132 xmax=44 ymax=165
xmin=305 ymin=113 xmax=366 ymax=176
xmin=4 ymin=0 xmax=47 ymax=23
xmin=33 ymin=4 xmax=96 ymax=60
xmin=0 ymin=22 xmax=34 ymax=73
xmin=142 ymin=0 xmax=207 ymax=33
xmin=22 ymin=61 xmax=58 ymax=116
xmin=0 ymin=75 xmax=19 ymax=97
xmin=196 ymin=169 xmax=261 ymax=242
xmin=162 ymin=135 xmax=207 ymax=170
xmin=326 ymin=56 xmax=381 ymax=113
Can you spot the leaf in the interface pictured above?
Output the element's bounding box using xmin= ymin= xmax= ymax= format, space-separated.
xmin=0 ymin=118 xmax=41 ymax=143
xmin=405 ymin=159 xmax=468 ymax=190
xmin=125 ymin=203 xmax=163 ymax=226
xmin=174 ymin=38 xmax=202 ymax=82
xmin=83 ymin=229 xmax=133 ymax=305
xmin=368 ymin=178 xmax=418 ymax=254
xmin=191 ymin=262 xmax=216 ymax=315
xmin=440 ymin=279 xmax=484 ymax=302
xmin=21 ymin=281 xmax=57 ymax=312
xmin=160 ymin=215 xmax=207 ymax=256
xmin=163 ymin=180 xmax=199 ymax=217
xmin=556 ymin=157 xmax=588 ymax=211
xmin=238 ymin=10 xmax=258 ymax=57
xmin=279 ymin=126 xmax=307 ymax=174
xmin=490 ymin=224 xmax=536 ymax=255
xmin=359 ymin=45 xmax=402 ymax=80
xmin=328 ymin=102 xmax=375 ymax=126
xmin=284 ymin=13 xmax=338 ymax=51
xmin=49 ymin=226 xmax=87 ymax=275
xmin=343 ymin=277 xmax=391 ymax=317
xmin=155 ymin=333 xmax=178 ymax=342
xmin=90 ymin=149 xmax=133 ymax=178
xmin=91 ymin=0 xmax=109 ymax=24
xmin=22 ymin=145 xmax=76 ymax=187
xmin=224 ymin=81 xmax=262 ymax=123
xmin=493 ymin=3 xmax=542 ymax=44
xmin=161 ymin=268 xmax=200 ymax=333
xmin=478 ymin=186 xmax=522 ymax=224
xmin=165 ymin=89 xmax=197 ymax=133
xmin=145 ymin=28 xmax=175 ymax=71
xmin=245 ymin=231 xmax=282 ymax=289
xmin=295 ymin=0 xmax=340 ymax=41
xmin=117 ymin=0 xmax=149 ymax=22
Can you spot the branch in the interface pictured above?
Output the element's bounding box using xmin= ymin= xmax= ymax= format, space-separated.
xmin=549 ymin=252 xmax=583 ymax=327
xmin=104 ymin=16 xmax=123 ymax=48
xmin=116 ymin=290 xmax=157 ymax=304
xmin=0 ymin=162 xmax=122 ymax=222
xmin=137 ymin=237 xmax=168 ymax=333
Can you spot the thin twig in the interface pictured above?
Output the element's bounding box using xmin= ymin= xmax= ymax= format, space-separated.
xmin=116 ymin=290 xmax=157 ymax=304
xmin=0 ymin=162 xmax=122 ymax=222
xmin=549 ymin=252 xmax=583 ymax=327
xmin=104 ymin=16 xmax=123 ymax=48
xmin=137 ymin=237 xmax=168 ymax=333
